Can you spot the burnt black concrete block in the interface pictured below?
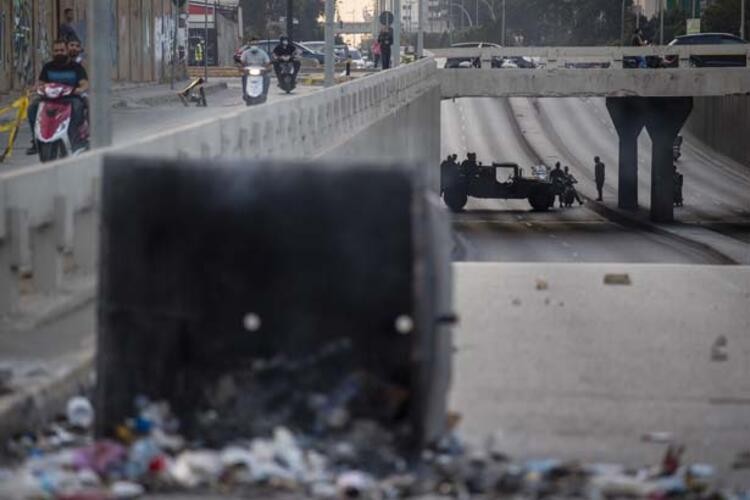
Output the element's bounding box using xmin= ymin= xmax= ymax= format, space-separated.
xmin=96 ymin=156 xmax=452 ymax=449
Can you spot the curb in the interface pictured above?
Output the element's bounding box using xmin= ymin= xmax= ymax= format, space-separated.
xmin=0 ymin=279 xmax=97 ymax=334
xmin=113 ymin=81 xmax=229 ymax=109
xmin=0 ymin=348 xmax=95 ymax=442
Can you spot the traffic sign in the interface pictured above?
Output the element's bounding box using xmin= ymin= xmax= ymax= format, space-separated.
xmin=379 ymin=10 xmax=394 ymax=26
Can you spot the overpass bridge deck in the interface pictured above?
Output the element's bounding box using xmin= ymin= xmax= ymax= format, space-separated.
xmin=432 ymin=45 xmax=750 ymax=97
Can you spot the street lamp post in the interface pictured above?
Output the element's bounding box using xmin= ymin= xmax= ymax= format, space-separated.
xmin=621 ymin=0 xmax=626 ymax=46
xmin=741 ymin=0 xmax=746 ymax=40
xmin=324 ymin=0 xmax=335 ymax=87
xmin=204 ymin=0 xmax=209 ymax=82
xmin=417 ymin=0 xmax=424 ymax=57
xmin=501 ymin=0 xmax=506 ymax=45
xmin=394 ymin=0 xmax=401 ymax=67
xmin=659 ymin=0 xmax=664 ymax=45
xmin=87 ymin=0 xmax=113 ymax=148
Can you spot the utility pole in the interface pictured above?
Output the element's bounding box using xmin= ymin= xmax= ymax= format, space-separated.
xmin=621 ymin=0 xmax=626 ymax=46
xmin=204 ymin=0 xmax=209 ymax=82
xmin=691 ymin=0 xmax=696 ymax=18
xmin=741 ymin=0 xmax=746 ymax=40
xmin=287 ymin=0 xmax=294 ymax=39
xmin=394 ymin=0 xmax=401 ymax=67
xmin=659 ymin=0 xmax=664 ymax=45
xmin=417 ymin=0 xmax=424 ymax=57
xmin=501 ymin=0 xmax=506 ymax=45
xmin=171 ymin=3 xmax=179 ymax=90
xmin=325 ymin=0 xmax=335 ymax=87
xmin=475 ymin=0 xmax=479 ymax=27
xmin=87 ymin=0 xmax=113 ymax=148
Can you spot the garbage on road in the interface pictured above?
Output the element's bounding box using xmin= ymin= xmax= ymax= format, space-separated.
xmin=1 ymin=396 xmax=748 ymax=499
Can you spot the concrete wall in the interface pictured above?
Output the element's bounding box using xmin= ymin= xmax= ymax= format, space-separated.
xmin=685 ymin=95 xmax=750 ymax=167
xmin=0 ymin=59 xmax=442 ymax=315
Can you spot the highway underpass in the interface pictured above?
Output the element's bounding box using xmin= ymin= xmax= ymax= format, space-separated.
xmin=1 ymin=52 xmax=749 ymax=490
xmin=442 ymin=96 xmax=750 ymax=263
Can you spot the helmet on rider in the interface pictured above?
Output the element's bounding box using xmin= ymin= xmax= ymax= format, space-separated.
xmin=280 ymin=35 xmax=289 ymax=46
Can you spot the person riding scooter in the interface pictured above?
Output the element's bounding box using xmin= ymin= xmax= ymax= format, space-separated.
xmin=27 ymin=39 xmax=88 ymax=155
xmin=272 ymin=36 xmax=301 ymax=82
xmin=239 ymin=40 xmax=271 ymax=92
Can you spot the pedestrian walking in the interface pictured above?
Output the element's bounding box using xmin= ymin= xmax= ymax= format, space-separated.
xmin=594 ymin=156 xmax=605 ymax=201
xmin=378 ymin=27 xmax=394 ymax=70
xmin=631 ymin=28 xmax=648 ymax=68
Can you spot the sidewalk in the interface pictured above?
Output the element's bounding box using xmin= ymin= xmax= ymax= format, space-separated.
xmin=0 ymin=78 xmax=229 ymax=170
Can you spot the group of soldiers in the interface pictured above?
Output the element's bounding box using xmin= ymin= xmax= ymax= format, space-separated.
xmin=442 ymin=153 xmax=686 ymax=209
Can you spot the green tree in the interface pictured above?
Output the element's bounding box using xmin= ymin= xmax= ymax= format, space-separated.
xmin=702 ymin=0 xmax=749 ymax=36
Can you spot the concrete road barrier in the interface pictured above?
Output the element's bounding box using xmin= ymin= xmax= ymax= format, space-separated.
xmin=0 ymin=58 xmax=441 ymax=318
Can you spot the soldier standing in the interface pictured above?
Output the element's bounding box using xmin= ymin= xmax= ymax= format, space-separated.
xmin=594 ymin=156 xmax=605 ymax=201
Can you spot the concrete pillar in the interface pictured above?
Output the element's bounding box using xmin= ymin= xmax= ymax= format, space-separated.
xmin=32 ymin=226 xmax=63 ymax=294
xmin=643 ymin=97 xmax=693 ymax=223
xmin=73 ymin=209 xmax=99 ymax=274
xmin=0 ymin=244 xmax=19 ymax=314
xmin=605 ymin=97 xmax=646 ymax=211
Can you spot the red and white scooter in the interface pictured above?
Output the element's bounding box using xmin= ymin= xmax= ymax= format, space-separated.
xmin=35 ymin=83 xmax=89 ymax=162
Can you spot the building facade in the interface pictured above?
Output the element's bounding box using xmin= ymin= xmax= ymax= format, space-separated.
xmin=1 ymin=0 xmax=187 ymax=97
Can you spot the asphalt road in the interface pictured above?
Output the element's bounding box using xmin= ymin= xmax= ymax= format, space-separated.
xmin=441 ymin=96 xmax=750 ymax=263
xmin=1 ymin=80 xmax=318 ymax=172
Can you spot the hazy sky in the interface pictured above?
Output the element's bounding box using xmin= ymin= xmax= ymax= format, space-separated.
xmin=338 ymin=0 xmax=374 ymax=22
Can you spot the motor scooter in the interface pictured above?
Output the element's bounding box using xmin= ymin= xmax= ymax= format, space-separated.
xmin=243 ymin=66 xmax=269 ymax=106
xmin=35 ymin=83 xmax=89 ymax=162
xmin=277 ymin=55 xmax=297 ymax=94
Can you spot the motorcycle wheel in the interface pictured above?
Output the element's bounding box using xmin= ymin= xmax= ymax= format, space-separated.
xmin=38 ymin=141 xmax=63 ymax=163
xmin=443 ymin=186 xmax=468 ymax=212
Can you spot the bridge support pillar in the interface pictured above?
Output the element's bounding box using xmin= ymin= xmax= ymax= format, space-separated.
xmin=643 ymin=97 xmax=693 ymax=223
xmin=605 ymin=97 xmax=646 ymax=211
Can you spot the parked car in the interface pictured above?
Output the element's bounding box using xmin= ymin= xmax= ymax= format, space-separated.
xmin=663 ymin=33 xmax=747 ymax=67
xmin=445 ymin=42 xmax=503 ymax=68
xmin=234 ymin=40 xmax=325 ymax=66
xmin=500 ymin=56 xmax=537 ymax=68
xmin=302 ymin=41 xmax=346 ymax=63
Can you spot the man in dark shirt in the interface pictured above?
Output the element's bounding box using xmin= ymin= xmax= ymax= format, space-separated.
xmin=594 ymin=156 xmax=605 ymax=201
xmin=27 ymin=39 xmax=89 ymax=155
xmin=550 ymin=162 xmax=566 ymax=207
xmin=272 ymin=36 xmax=301 ymax=81
xmin=59 ymin=8 xmax=80 ymax=43
xmin=631 ymin=28 xmax=647 ymax=68
xmin=378 ymin=27 xmax=394 ymax=70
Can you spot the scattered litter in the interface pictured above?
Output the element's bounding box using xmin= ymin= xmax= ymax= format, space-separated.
xmin=535 ymin=278 xmax=549 ymax=291
xmin=512 ymin=298 xmax=522 ymax=306
xmin=110 ymin=480 xmax=145 ymax=498
xmin=1 ymin=395 xmax=747 ymax=500
xmin=642 ymin=431 xmax=674 ymax=444
xmin=66 ymin=396 xmax=95 ymax=430
xmin=604 ymin=273 xmax=632 ymax=285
